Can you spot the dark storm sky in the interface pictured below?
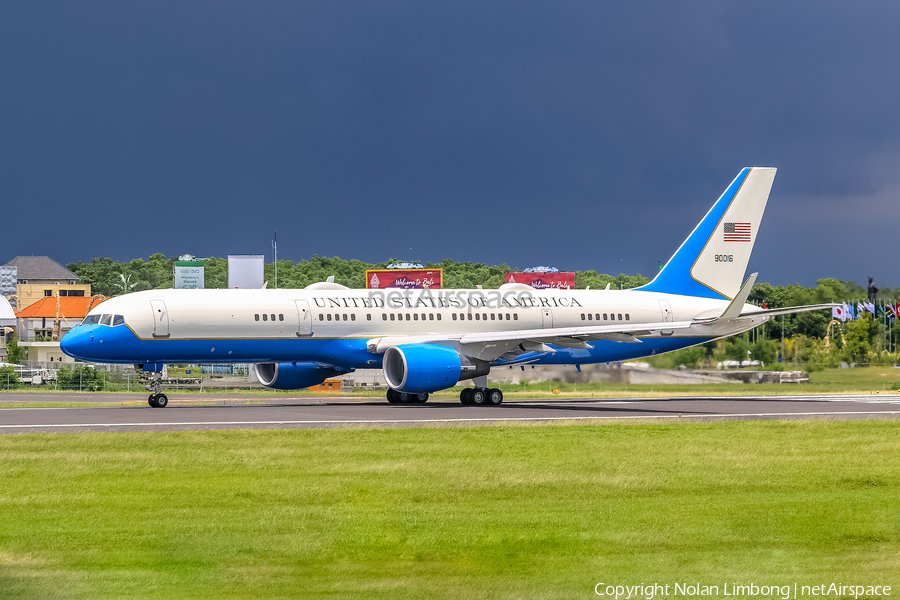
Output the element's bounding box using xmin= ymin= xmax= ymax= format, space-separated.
xmin=2 ymin=2 xmax=898 ymax=287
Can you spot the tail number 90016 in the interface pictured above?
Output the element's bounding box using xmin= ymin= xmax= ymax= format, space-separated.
xmin=715 ymin=255 xmax=733 ymax=262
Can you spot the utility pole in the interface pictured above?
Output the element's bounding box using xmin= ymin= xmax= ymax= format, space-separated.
xmin=272 ymin=230 xmax=277 ymax=290
xmin=781 ymin=315 xmax=785 ymax=361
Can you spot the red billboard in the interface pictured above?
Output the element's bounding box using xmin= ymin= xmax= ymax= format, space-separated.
xmin=366 ymin=269 xmax=443 ymax=289
xmin=505 ymin=272 xmax=575 ymax=290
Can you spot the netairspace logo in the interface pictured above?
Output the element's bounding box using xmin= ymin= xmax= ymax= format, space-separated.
xmin=594 ymin=582 xmax=892 ymax=599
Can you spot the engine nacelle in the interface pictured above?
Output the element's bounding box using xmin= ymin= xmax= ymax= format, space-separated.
xmin=254 ymin=362 xmax=345 ymax=390
xmin=383 ymin=344 xmax=461 ymax=392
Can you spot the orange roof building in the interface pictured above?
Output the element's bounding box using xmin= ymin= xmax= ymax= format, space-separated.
xmin=15 ymin=295 xmax=107 ymax=342
xmin=15 ymin=295 xmax=105 ymax=320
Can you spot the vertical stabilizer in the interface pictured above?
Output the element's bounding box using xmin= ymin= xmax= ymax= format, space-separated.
xmin=638 ymin=167 xmax=776 ymax=300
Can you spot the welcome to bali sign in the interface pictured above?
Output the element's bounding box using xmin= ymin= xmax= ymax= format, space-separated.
xmin=366 ymin=269 xmax=443 ymax=289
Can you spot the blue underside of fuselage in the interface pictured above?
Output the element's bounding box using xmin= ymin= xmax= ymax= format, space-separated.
xmin=61 ymin=324 xmax=712 ymax=370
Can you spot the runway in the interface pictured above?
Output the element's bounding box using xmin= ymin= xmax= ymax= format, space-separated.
xmin=2 ymin=393 xmax=900 ymax=433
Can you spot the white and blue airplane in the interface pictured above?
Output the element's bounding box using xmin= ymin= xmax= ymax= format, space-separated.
xmin=62 ymin=167 xmax=834 ymax=407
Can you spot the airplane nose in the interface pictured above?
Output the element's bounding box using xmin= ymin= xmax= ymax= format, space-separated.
xmin=60 ymin=328 xmax=87 ymax=359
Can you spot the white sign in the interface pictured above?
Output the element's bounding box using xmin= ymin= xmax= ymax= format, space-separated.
xmin=228 ymin=255 xmax=265 ymax=289
xmin=174 ymin=262 xmax=204 ymax=289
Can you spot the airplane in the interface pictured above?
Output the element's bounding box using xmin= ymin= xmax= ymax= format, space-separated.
xmin=61 ymin=167 xmax=835 ymax=408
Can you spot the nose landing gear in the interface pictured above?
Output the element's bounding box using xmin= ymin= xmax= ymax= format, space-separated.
xmin=141 ymin=370 xmax=169 ymax=408
xmin=148 ymin=393 xmax=168 ymax=408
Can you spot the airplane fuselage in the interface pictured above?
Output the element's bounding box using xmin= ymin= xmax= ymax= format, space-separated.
xmin=61 ymin=286 xmax=767 ymax=368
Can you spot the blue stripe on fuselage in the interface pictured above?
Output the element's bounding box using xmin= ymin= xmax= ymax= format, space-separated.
xmin=61 ymin=324 xmax=378 ymax=368
xmin=62 ymin=323 xmax=711 ymax=370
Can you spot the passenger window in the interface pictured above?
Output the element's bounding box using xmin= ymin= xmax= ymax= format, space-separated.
xmin=390 ymin=314 xmax=395 ymax=321
xmin=625 ymin=314 xmax=630 ymax=320
xmin=271 ymin=314 xmax=276 ymax=322
xmin=429 ymin=313 xmax=434 ymax=320
xmin=112 ymin=315 xmax=125 ymax=327
xmin=506 ymin=314 xmax=510 ymax=320
xmin=255 ymin=314 xmax=260 ymax=321
xmin=279 ymin=314 xmax=284 ymax=321
xmin=468 ymin=314 xmax=472 ymax=320
xmin=618 ymin=313 xmax=623 ymax=320
xmin=596 ymin=314 xmax=600 ymax=321
xmin=367 ymin=314 xmax=371 ymax=321
xmin=327 ymin=314 xmax=332 ymax=321
xmin=513 ymin=313 xmax=518 ymax=320
xmin=414 ymin=314 xmax=418 ymax=321
xmin=343 ymin=314 xmax=348 ymax=321
xmin=382 ymin=314 xmax=387 ymax=321
xmin=603 ymin=313 xmax=608 ymax=320
xmin=452 ymin=313 xmax=457 ymax=321
xmin=406 ymin=314 xmax=411 ymax=321
xmin=319 ymin=314 xmax=324 ymax=321
xmin=437 ymin=314 xmax=441 ymax=321
xmin=351 ymin=314 xmax=356 ymax=321
xmin=581 ymin=313 xmax=585 ymax=321
xmin=475 ymin=313 xmax=480 ymax=321
xmin=263 ymin=314 xmax=268 ymax=321
xmin=587 ymin=313 xmax=592 ymax=320
xmin=490 ymin=313 xmax=495 ymax=320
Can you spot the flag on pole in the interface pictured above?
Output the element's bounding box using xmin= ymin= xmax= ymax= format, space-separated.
xmin=865 ymin=301 xmax=875 ymax=314
xmin=857 ymin=301 xmax=866 ymax=318
xmin=841 ymin=302 xmax=852 ymax=321
xmin=833 ymin=305 xmax=845 ymax=321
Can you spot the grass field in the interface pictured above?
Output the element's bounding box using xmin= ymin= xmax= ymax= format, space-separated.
xmin=1 ymin=420 xmax=898 ymax=599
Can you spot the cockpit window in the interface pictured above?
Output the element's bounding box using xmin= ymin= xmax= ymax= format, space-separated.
xmin=112 ymin=315 xmax=125 ymax=326
xmin=100 ymin=314 xmax=113 ymax=326
xmin=82 ymin=315 xmax=101 ymax=325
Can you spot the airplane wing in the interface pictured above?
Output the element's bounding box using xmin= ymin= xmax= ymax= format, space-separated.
xmin=366 ymin=320 xmax=695 ymax=359
xmin=457 ymin=321 xmax=694 ymax=344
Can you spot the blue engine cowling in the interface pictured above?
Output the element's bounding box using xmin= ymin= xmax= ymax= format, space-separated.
xmin=254 ymin=362 xmax=345 ymax=390
xmin=383 ymin=344 xmax=462 ymax=393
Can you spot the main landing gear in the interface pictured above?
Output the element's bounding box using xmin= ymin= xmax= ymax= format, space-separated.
xmin=460 ymin=387 xmax=503 ymax=406
xmin=386 ymin=389 xmax=429 ymax=404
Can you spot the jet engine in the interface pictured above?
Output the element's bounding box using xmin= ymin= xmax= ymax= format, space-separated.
xmin=383 ymin=344 xmax=489 ymax=393
xmin=254 ymin=362 xmax=345 ymax=390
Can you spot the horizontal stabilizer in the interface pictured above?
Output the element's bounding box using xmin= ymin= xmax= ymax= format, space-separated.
xmin=738 ymin=303 xmax=840 ymax=318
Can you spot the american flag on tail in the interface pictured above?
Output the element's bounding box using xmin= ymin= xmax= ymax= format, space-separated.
xmin=723 ymin=222 xmax=751 ymax=242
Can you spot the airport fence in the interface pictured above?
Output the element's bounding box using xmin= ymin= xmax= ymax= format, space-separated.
xmin=0 ymin=362 xmax=271 ymax=393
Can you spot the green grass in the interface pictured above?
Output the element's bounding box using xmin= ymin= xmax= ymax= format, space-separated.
xmin=1 ymin=421 xmax=898 ymax=599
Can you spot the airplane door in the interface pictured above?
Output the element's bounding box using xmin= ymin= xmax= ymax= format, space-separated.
xmin=658 ymin=300 xmax=674 ymax=335
xmin=150 ymin=299 xmax=170 ymax=338
xmin=295 ymin=300 xmax=313 ymax=337
xmin=542 ymin=309 xmax=553 ymax=328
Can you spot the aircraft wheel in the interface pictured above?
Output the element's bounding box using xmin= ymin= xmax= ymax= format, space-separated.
xmin=460 ymin=389 xmax=472 ymax=405
xmin=398 ymin=391 xmax=412 ymax=404
xmin=386 ymin=389 xmax=399 ymax=404
xmin=415 ymin=392 xmax=429 ymax=404
xmin=148 ymin=394 xmax=158 ymax=408
xmin=155 ymin=394 xmax=168 ymax=408
xmin=487 ymin=388 xmax=503 ymax=405
xmin=470 ymin=388 xmax=486 ymax=406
